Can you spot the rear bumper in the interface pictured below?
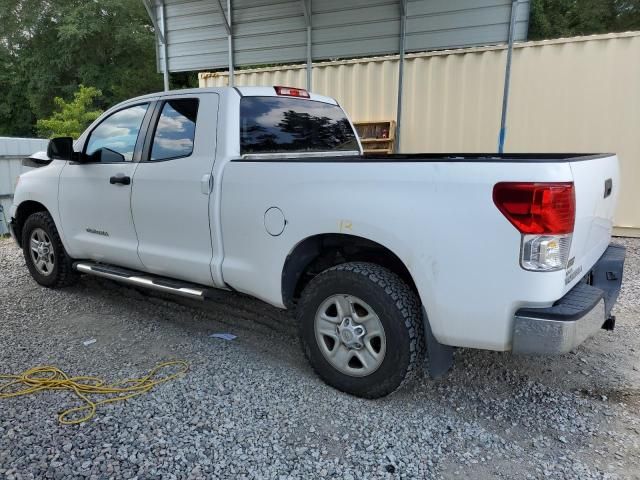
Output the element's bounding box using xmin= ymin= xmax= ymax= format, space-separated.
xmin=512 ymin=243 xmax=625 ymax=354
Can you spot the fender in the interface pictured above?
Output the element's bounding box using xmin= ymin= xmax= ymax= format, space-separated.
xmin=11 ymin=160 xmax=67 ymax=249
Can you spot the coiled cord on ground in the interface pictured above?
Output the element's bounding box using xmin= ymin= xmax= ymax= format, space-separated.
xmin=0 ymin=361 xmax=188 ymax=425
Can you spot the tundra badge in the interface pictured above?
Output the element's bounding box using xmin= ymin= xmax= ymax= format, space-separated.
xmin=86 ymin=228 xmax=110 ymax=237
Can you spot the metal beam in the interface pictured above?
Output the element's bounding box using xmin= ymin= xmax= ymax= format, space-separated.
xmin=306 ymin=25 xmax=312 ymax=90
xmin=142 ymin=0 xmax=164 ymax=44
xmin=215 ymin=0 xmax=231 ymax=35
xmin=301 ymin=0 xmax=312 ymax=90
xmin=498 ymin=0 xmax=519 ymax=154
xmin=300 ymin=0 xmax=311 ymax=24
xmin=159 ymin=0 xmax=169 ymax=91
xmin=215 ymin=0 xmax=234 ymax=86
xmin=395 ymin=0 xmax=407 ymax=153
xmin=227 ymin=0 xmax=234 ymax=86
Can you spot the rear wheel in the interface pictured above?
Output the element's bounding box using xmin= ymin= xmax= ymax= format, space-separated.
xmin=298 ymin=262 xmax=423 ymax=398
xmin=21 ymin=211 xmax=78 ymax=288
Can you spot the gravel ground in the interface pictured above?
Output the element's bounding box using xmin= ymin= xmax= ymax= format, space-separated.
xmin=1 ymin=237 xmax=639 ymax=479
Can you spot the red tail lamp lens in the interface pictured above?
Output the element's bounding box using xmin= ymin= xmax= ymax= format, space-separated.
xmin=493 ymin=182 xmax=575 ymax=234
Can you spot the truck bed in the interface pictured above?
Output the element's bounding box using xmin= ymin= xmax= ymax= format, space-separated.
xmin=361 ymin=153 xmax=613 ymax=162
xmin=236 ymin=153 xmax=613 ymax=163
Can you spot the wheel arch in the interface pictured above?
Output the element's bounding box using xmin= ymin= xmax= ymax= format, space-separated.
xmin=12 ymin=200 xmax=51 ymax=248
xmin=281 ymin=233 xmax=418 ymax=309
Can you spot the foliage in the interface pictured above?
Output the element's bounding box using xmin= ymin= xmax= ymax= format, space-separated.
xmin=36 ymin=85 xmax=103 ymax=138
xmin=529 ymin=0 xmax=640 ymax=40
xmin=0 ymin=0 xmax=166 ymax=136
xmin=0 ymin=46 xmax=34 ymax=136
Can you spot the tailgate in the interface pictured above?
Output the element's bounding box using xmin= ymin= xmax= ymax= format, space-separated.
xmin=566 ymin=154 xmax=620 ymax=289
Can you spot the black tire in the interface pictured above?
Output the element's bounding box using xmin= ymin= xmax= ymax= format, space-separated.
xmin=297 ymin=262 xmax=424 ymax=398
xmin=21 ymin=211 xmax=79 ymax=288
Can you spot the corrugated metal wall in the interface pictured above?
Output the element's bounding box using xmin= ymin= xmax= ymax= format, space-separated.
xmin=199 ymin=32 xmax=640 ymax=235
xmin=158 ymin=0 xmax=528 ymax=72
xmin=0 ymin=137 xmax=48 ymax=235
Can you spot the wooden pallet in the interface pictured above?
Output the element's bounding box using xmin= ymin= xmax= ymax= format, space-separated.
xmin=354 ymin=120 xmax=396 ymax=154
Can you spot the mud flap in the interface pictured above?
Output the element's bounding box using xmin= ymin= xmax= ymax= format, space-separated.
xmin=422 ymin=308 xmax=454 ymax=378
xmin=590 ymin=243 xmax=626 ymax=319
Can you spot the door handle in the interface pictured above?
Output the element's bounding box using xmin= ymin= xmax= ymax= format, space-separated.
xmin=200 ymin=174 xmax=213 ymax=194
xmin=110 ymin=174 xmax=131 ymax=186
xmin=604 ymin=178 xmax=613 ymax=198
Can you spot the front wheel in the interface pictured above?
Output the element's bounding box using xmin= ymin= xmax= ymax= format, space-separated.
xmin=21 ymin=211 xmax=79 ymax=288
xmin=297 ymin=262 xmax=424 ymax=398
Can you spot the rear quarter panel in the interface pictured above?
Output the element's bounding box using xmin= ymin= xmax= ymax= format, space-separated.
xmin=220 ymin=159 xmax=577 ymax=351
xmin=567 ymin=155 xmax=619 ymax=289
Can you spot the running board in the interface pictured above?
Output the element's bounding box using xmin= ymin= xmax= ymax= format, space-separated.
xmin=73 ymin=262 xmax=212 ymax=301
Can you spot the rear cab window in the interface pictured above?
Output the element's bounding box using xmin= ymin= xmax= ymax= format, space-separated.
xmin=240 ymin=97 xmax=359 ymax=155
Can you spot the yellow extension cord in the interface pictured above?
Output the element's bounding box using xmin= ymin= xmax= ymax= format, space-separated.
xmin=0 ymin=361 xmax=188 ymax=425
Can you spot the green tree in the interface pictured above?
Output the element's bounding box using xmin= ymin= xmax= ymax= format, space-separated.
xmin=0 ymin=0 xmax=165 ymax=136
xmin=36 ymin=85 xmax=103 ymax=138
xmin=0 ymin=47 xmax=34 ymax=136
xmin=529 ymin=0 xmax=640 ymax=40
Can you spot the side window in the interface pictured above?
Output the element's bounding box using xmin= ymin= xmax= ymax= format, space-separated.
xmin=150 ymin=99 xmax=199 ymax=161
xmin=85 ymin=104 xmax=148 ymax=163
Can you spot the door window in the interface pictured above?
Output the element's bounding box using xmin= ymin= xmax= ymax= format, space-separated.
xmin=150 ymin=99 xmax=199 ymax=161
xmin=85 ymin=104 xmax=148 ymax=163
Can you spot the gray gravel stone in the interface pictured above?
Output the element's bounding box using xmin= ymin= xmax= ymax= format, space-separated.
xmin=1 ymin=237 xmax=639 ymax=479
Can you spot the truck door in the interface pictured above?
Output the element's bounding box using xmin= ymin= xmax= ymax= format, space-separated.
xmin=130 ymin=93 xmax=219 ymax=286
xmin=58 ymin=102 xmax=152 ymax=270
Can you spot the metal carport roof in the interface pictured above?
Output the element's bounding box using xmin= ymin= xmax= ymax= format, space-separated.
xmin=143 ymin=0 xmax=530 ymax=152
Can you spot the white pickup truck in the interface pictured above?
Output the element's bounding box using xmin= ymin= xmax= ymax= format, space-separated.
xmin=9 ymin=86 xmax=626 ymax=398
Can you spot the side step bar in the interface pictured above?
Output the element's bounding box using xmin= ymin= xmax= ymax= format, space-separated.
xmin=73 ymin=262 xmax=213 ymax=301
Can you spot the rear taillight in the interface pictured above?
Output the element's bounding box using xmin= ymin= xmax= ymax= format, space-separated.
xmin=493 ymin=182 xmax=575 ymax=234
xmin=274 ymin=86 xmax=310 ymax=98
xmin=493 ymin=182 xmax=575 ymax=272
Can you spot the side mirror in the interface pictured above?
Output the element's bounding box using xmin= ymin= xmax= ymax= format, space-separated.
xmin=46 ymin=137 xmax=74 ymax=161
